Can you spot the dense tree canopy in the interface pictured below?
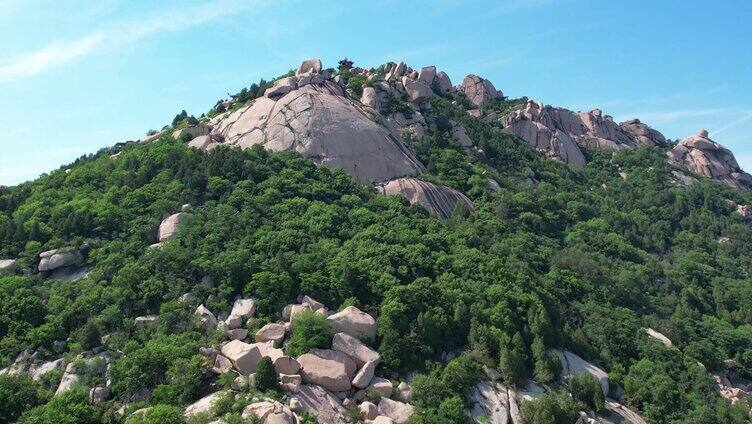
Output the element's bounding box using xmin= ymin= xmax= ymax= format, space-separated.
xmin=0 ymin=86 xmax=751 ymax=423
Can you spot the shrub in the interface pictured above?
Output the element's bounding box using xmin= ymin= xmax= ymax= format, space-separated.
xmin=255 ymin=357 xmax=278 ymax=392
xmin=569 ymin=373 xmax=604 ymax=411
xmin=520 ymin=389 xmax=581 ymax=424
xmin=285 ymin=310 xmax=330 ymax=357
xmin=0 ymin=374 xmax=47 ymax=424
xmin=129 ymin=404 xmax=186 ymax=424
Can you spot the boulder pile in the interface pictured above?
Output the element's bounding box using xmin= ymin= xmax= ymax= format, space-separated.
xmin=191 ymin=296 xmax=414 ymax=424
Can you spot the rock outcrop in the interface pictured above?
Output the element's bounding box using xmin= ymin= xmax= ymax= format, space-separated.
xmin=38 ymin=247 xmax=83 ymax=272
xmin=292 ymin=384 xmax=346 ymax=424
xmin=331 ymin=332 xmax=380 ymax=368
xmin=619 ymin=118 xmax=666 ymax=146
xmin=668 ymin=130 xmax=752 ymax=190
xmin=0 ymin=259 xmax=17 ymax=275
xmin=460 ymin=74 xmax=502 ymax=108
xmin=325 ymin=306 xmax=377 ymax=341
xmin=297 ymin=349 xmax=356 ymax=392
xmin=499 ymin=100 xmax=665 ymax=165
xmin=203 ymin=60 xmax=425 ymax=183
xmin=645 ymin=328 xmax=673 ymax=348
xmin=377 ymin=178 xmax=475 ymax=219
xmin=184 ymin=391 xmax=229 ymax=417
xmin=157 ymin=212 xmax=186 ymax=242
xmin=553 ymin=349 xmax=609 ymax=396
xmin=242 ymin=399 xmax=297 ymax=423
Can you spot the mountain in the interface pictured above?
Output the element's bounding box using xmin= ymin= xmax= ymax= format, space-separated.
xmin=1 ymin=58 xmax=751 ymax=424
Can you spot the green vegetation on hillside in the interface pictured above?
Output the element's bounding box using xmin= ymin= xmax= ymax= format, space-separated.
xmin=0 ymin=82 xmax=751 ymax=423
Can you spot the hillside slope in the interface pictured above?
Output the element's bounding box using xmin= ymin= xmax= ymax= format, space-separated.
xmin=1 ymin=58 xmax=751 ymax=424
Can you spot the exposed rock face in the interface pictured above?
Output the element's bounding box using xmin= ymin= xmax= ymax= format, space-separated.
xmin=553 ymin=349 xmax=609 ymax=396
xmin=378 ymin=397 xmax=414 ymax=424
xmin=499 ymin=101 xmax=665 ymax=164
xmin=369 ymin=377 xmax=394 ymax=398
xmin=298 ymin=349 xmax=356 ymax=391
xmin=331 ymin=332 xmax=380 ymax=367
xmin=29 ymin=358 xmax=66 ymax=381
xmin=460 ymin=74 xmax=501 ymax=108
xmin=195 ymin=304 xmax=218 ymax=329
xmin=292 ymin=384 xmax=346 ymax=424
xmin=326 ymin=306 xmax=377 ymax=341
xmin=469 ymin=380 xmax=511 ymax=424
xmin=0 ymin=259 xmax=17 ymax=275
xmin=173 ymin=125 xmax=210 ymax=141
xmin=738 ymin=204 xmax=751 ymax=221
xmin=265 ymin=76 xmax=298 ymax=98
xmin=502 ymin=119 xmax=586 ymax=166
xmin=619 ymin=118 xmax=666 ymax=146
xmin=645 ymin=328 xmax=673 ymax=348
xmin=377 ymin=178 xmax=475 ymax=220
xmin=668 ymin=131 xmax=752 ymax=190
xmin=403 ymin=79 xmax=432 ymax=103
xmin=157 ymin=213 xmax=185 ymax=242
xmin=243 ymin=399 xmax=296 ymax=423
xmin=184 ymin=391 xmax=228 ymax=417
xmin=221 ymin=340 xmax=262 ymax=375
xmin=205 ymin=62 xmax=424 ymax=183
xmin=274 ymin=356 xmax=301 ymax=375
xmin=297 ymin=58 xmax=322 ymax=75
xmin=38 ymin=247 xmax=83 ymax=272
xmin=256 ymin=323 xmax=286 ymax=347
xmin=435 ymin=71 xmax=453 ymax=94
xmin=351 ymin=359 xmax=377 ymax=388
xmin=56 ymin=362 xmax=80 ymax=395
xmin=417 ymin=66 xmax=436 ymax=85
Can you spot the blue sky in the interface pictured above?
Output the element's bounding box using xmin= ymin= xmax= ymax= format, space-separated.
xmin=1 ymin=0 xmax=751 ymax=185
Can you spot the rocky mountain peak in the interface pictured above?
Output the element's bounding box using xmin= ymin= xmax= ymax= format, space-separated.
xmin=668 ymin=131 xmax=752 ymax=190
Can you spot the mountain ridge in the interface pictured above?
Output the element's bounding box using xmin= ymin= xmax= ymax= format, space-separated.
xmin=1 ymin=57 xmax=752 ymax=424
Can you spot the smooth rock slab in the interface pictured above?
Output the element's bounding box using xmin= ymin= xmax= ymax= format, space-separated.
xmin=256 ymin=323 xmax=286 ymax=347
xmin=291 ymin=384 xmax=346 ymax=424
xmin=274 ymin=356 xmax=301 ymax=375
xmin=377 ymin=178 xmax=475 ymax=220
xmin=157 ymin=213 xmax=185 ymax=242
xmin=552 ymin=349 xmax=609 ymax=396
xmin=184 ymin=391 xmax=229 ymax=417
xmin=326 ymin=306 xmax=377 ymax=341
xmin=332 ymin=332 xmax=380 ymax=367
xmin=298 ymin=349 xmax=356 ymax=392
xmin=221 ymin=340 xmax=262 ymax=375
xmin=351 ymin=359 xmax=377 ymax=389
xmin=378 ymin=397 xmax=414 ymax=424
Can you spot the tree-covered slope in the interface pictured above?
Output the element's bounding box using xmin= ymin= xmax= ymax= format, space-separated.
xmin=1 ymin=67 xmax=752 ymax=423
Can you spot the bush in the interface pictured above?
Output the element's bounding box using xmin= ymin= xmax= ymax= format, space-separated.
xmin=569 ymin=373 xmax=604 ymax=411
xmin=0 ymin=374 xmax=47 ymax=424
xmin=520 ymin=389 xmax=581 ymax=424
xmin=17 ymin=388 xmax=100 ymax=424
xmin=285 ymin=310 xmax=330 ymax=357
xmin=128 ymin=404 xmax=186 ymax=424
xmin=255 ymin=357 xmax=278 ymax=392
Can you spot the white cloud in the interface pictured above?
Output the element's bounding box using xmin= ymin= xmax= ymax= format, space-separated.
xmin=0 ymin=34 xmax=105 ymax=83
xmin=0 ymin=0 xmax=264 ymax=83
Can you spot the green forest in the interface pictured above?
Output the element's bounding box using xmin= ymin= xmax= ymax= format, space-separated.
xmin=1 ymin=79 xmax=752 ymax=424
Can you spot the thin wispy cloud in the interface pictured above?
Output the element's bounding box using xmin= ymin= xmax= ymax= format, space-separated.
xmin=710 ymin=111 xmax=752 ymax=137
xmin=0 ymin=0 xmax=264 ymax=83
